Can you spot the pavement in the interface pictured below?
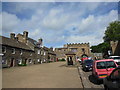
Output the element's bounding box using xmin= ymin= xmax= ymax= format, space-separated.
xmin=2 ymin=62 xmax=83 ymax=88
xmin=77 ymin=64 xmax=104 ymax=89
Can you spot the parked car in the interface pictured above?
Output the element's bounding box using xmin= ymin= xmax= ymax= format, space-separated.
xmin=82 ymin=59 xmax=93 ymax=71
xmin=103 ymin=66 xmax=120 ymax=90
xmin=108 ymin=56 xmax=120 ymax=65
xmin=92 ymin=59 xmax=118 ymax=81
xmin=81 ymin=57 xmax=88 ymax=64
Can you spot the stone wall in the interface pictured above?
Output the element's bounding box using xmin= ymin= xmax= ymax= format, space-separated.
xmin=110 ymin=41 xmax=120 ymax=56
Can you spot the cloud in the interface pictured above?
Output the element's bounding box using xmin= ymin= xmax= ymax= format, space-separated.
xmin=2 ymin=12 xmax=21 ymax=33
xmin=2 ymin=2 xmax=118 ymax=47
xmin=65 ymin=10 xmax=118 ymax=45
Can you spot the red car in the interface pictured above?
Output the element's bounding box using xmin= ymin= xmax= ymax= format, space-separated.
xmin=92 ymin=59 xmax=118 ymax=81
xmin=81 ymin=57 xmax=88 ymax=63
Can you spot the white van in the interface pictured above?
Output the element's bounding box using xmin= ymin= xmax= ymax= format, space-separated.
xmin=109 ymin=56 xmax=120 ymax=65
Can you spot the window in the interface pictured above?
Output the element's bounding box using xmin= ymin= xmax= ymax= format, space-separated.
xmin=41 ymin=51 xmax=43 ymax=55
xmin=44 ymin=52 xmax=46 ymax=55
xmin=2 ymin=46 xmax=6 ymax=53
xmin=30 ymin=53 xmax=32 ymax=56
xmin=20 ymin=50 xmax=22 ymax=55
xmin=29 ymin=59 xmax=32 ymax=63
xmin=18 ymin=59 xmax=22 ymax=64
xmin=11 ymin=48 xmax=15 ymax=54
xmin=37 ymin=59 xmax=40 ymax=62
xmin=97 ymin=61 xmax=117 ymax=69
xmin=82 ymin=48 xmax=85 ymax=52
xmin=38 ymin=50 xmax=40 ymax=54
xmin=2 ymin=60 xmax=7 ymax=64
xmin=71 ymin=48 xmax=77 ymax=52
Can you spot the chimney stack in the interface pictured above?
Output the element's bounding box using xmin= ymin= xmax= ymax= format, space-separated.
xmin=23 ymin=31 xmax=28 ymax=39
xmin=50 ymin=47 xmax=53 ymax=51
xmin=10 ymin=33 xmax=15 ymax=40
xmin=38 ymin=38 xmax=43 ymax=47
xmin=23 ymin=31 xmax=28 ymax=43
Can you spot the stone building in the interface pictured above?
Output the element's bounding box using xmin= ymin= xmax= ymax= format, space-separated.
xmin=48 ymin=47 xmax=56 ymax=62
xmin=1 ymin=31 xmax=56 ymax=68
xmin=55 ymin=43 xmax=91 ymax=60
xmin=110 ymin=41 xmax=120 ymax=56
xmin=17 ymin=31 xmax=56 ymax=64
xmin=17 ymin=31 xmax=44 ymax=64
xmin=1 ymin=33 xmax=34 ymax=67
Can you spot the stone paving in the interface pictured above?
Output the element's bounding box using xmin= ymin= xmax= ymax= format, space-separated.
xmin=2 ymin=62 xmax=83 ymax=88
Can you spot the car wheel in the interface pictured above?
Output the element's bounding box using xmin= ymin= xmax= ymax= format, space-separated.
xmin=104 ymin=85 xmax=110 ymax=90
xmin=84 ymin=68 xmax=87 ymax=72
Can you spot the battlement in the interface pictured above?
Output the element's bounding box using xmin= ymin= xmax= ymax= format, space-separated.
xmin=64 ymin=42 xmax=89 ymax=47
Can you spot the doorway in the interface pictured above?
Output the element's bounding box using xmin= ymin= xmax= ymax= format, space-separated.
xmin=10 ymin=58 xmax=14 ymax=67
xmin=67 ymin=56 xmax=73 ymax=65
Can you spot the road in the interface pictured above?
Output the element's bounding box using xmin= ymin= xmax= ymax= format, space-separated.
xmin=2 ymin=62 xmax=83 ymax=88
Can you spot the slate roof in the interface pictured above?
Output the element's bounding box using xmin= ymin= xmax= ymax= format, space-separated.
xmin=17 ymin=33 xmax=39 ymax=48
xmin=0 ymin=36 xmax=33 ymax=51
xmin=43 ymin=46 xmax=56 ymax=55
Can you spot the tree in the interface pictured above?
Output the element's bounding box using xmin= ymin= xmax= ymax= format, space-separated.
xmin=91 ymin=42 xmax=110 ymax=53
xmin=103 ymin=21 xmax=120 ymax=42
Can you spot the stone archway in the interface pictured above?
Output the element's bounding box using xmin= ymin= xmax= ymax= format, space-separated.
xmin=81 ymin=54 xmax=88 ymax=58
xmin=65 ymin=51 xmax=76 ymax=66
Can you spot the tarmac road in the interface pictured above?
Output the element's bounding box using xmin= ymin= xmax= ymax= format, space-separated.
xmin=2 ymin=62 xmax=83 ymax=88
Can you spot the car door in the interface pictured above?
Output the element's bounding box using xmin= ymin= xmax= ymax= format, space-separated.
xmin=107 ymin=68 xmax=120 ymax=89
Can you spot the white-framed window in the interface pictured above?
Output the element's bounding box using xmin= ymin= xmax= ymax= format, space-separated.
xmin=41 ymin=51 xmax=43 ymax=55
xmin=20 ymin=49 xmax=23 ymax=55
xmin=30 ymin=53 xmax=32 ymax=56
xmin=2 ymin=46 xmax=6 ymax=53
xmin=18 ymin=59 xmax=22 ymax=65
xmin=29 ymin=59 xmax=32 ymax=63
xmin=11 ymin=48 xmax=15 ymax=54
xmin=37 ymin=59 xmax=40 ymax=62
xmin=44 ymin=52 xmax=46 ymax=55
xmin=38 ymin=50 xmax=40 ymax=54
xmin=2 ymin=59 xmax=7 ymax=64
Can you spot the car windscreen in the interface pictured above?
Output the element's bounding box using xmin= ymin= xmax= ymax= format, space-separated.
xmin=97 ymin=61 xmax=116 ymax=69
xmin=113 ymin=57 xmax=120 ymax=59
xmin=109 ymin=57 xmax=120 ymax=59
xmin=84 ymin=60 xmax=93 ymax=64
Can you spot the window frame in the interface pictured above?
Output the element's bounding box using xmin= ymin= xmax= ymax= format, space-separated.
xmin=38 ymin=50 xmax=40 ymax=54
xmin=20 ymin=49 xmax=23 ymax=55
xmin=2 ymin=46 xmax=6 ymax=53
xmin=11 ymin=48 xmax=15 ymax=54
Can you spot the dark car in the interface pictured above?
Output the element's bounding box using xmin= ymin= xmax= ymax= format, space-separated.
xmin=82 ymin=59 xmax=93 ymax=71
xmin=103 ymin=66 xmax=120 ymax=90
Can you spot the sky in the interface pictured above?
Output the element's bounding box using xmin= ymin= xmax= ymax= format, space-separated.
xmin=1 ymin=1 xmax=119 ymax=48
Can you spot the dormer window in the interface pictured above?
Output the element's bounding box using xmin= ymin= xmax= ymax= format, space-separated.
xmin=11 ymin=48 xmax=15 ymax=54
xmin=2 ymin=46 xmax=6 ymax=53
xmin=20 ymin=50 xmax=22 ymax=55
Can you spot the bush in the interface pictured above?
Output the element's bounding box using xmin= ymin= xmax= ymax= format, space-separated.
xmin=58 ymin=58 xmax=66 ymax=61
xmin=18 ymin=64 xmax=27 ymax=66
